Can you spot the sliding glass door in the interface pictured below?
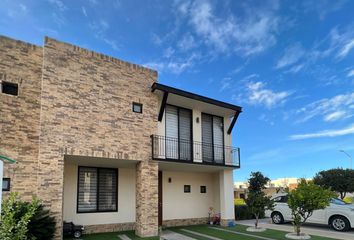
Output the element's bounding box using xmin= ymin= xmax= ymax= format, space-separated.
xmin=201 ymin=113 xmax=224 ymax=164
xmin=165 ymin=105 xmax=192 ymax=161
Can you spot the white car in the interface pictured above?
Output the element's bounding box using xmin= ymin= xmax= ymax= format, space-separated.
xmin=265 ymin=193 xmax=354 ymax=231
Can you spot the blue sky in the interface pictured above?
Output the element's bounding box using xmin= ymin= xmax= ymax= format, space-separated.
xmin=1 ymin=0 xmax=354 ymax=183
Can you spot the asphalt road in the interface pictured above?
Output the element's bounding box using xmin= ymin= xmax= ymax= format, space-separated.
xmin=235 ymin=218 xmax=354 ymax=240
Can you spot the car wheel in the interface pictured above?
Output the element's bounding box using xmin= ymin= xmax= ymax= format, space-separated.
xmin=330 ymin=216 xmax=350 ymax=232
xmin=73 ymin=230 xmax=82 ymax=238
xmin=271 ymin=212 xmax=284 ymax=224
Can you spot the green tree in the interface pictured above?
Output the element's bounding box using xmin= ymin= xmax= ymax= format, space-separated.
xmin=288 ymin=179 xmax=335 ymax=236
xmin=313 ymin=168 xmax=354 ymax=199
xmin=245 ymin=172 xmax=274 ymax=229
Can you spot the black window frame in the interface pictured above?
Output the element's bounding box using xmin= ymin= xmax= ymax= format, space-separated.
xmin=165 ymin=104 xmax=193 ymax=161
xmin=184 ymin=185 xmax=191 ymax=193
xmin=201 ymin=112 xmax=225 ymax=164
xmin=1 ymin=81 xmax=18 ymax=96
xmin=77 ymin=166 xmax=118 ymax=213
xmin=2 ymin=178 xmax=11 ymax=191
xmin=200 ymin=185 xmax=206 ymax=193
xmin=132 ymin=102 xmax=143 ymax=113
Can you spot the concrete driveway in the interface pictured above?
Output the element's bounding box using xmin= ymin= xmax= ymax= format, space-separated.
xmin=235 ymin=218 xmax=354 ymax=240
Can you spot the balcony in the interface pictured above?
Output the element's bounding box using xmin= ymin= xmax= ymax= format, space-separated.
xmin=151 ymin=135 xmax=240 ymax=168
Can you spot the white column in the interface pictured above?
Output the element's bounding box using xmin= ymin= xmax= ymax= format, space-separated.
xmin=219 ymin=169 xmax=235 ymax=223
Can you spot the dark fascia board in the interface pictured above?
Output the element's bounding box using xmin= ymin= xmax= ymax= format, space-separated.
xmin=151 ymin=83 xmax=242 ymax=112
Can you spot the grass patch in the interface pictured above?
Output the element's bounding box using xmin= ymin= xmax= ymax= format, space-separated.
xmin=172 ymin=224 xmax=337 ymax=240
xmin=64 ymin=224 xmax=337 ymax=240
xmin=63 ymin=230 xmax=159 ymax=240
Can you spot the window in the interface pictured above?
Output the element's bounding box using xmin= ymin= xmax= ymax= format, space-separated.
xmin=165 ymin=105 xmax=193 ymax=160
xmin=201 ymin=113 xmax=224 ymax=164
xmin=184 ymin=185 xmax=191 ymax=193
xmin=273 ymin=195 xmax=288 ymax=203
xmin=2 ymin=178 xmax=10 ymax=191
xmin=132 ymin=102 xmax=143 ymax=113
xmin=1 ymin=82 xmax=18 ymax=96
xmin=200 ymin=186 xmax=206 ymax=193
xmin=77 ymin=167 xmax=118 ymax=213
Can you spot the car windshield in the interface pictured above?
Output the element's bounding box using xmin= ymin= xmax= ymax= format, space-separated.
xmin=331 ymin=198 xmax=348 ymax=205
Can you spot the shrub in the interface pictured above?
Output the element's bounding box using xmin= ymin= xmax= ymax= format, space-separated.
xmin=0 ymin=192 xmax=56 ymax=240
xmin=0 ymin=192 xmax=39 ymax=240
xmin=234 ymin=205 xmax=265 ymax=220
xmin=27 ymin=204 xmax=56 ymax=240
xmin=234 ymin=198 xmax=246 ymax=205
xmin=343 ymin=197 xmax=353 ymax=204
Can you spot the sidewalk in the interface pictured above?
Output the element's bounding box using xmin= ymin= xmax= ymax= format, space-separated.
xmin=235 ymin=218 xmax=354 ymax=240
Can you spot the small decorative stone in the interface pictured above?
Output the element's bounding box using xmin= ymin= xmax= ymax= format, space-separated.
xmin=246 ymin=227 xmax=267 ymax=232
xmin=285 ymin=233 xmax=311 ymax=239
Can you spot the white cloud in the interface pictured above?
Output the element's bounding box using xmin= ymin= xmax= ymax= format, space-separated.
xmin=177 ymin=33 xmax=196 ymax=51
xmin=247 ymin=82 xmax=291 ymax=108
xmin=177 ymin=0 xmax=280 ymax=56
xmin=290 ymin=124 xmax=354 ymax=140
xmin=48 ymin=0 xmax=67 ymax=11
xmin=143 ymin=53 xmax=199 ymax=74
xmin=338 ymin=39 xmax=354 ymax=58
xmin=347 ymin=69 xmax=354 ymax=77
xmin=19 ymin=4 xmax=27 ymax=12
xmin=324 ymin=111 xmax=347 ymax=122
xmin=276 ymin=43 xmax=305 ymax=69
xmin=236 ymin=81 xmax=292 ymax=108
xmin=302 ymin=0 xmax=347 ymax=20
xmin=295 ymin=92 xmax=354 ymax=123
xmin=82 ymin=6 xmax=87 ymax=17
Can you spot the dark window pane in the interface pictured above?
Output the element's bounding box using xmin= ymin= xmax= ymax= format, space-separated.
xmin=2 ymin=178 xmax=10 ymax=191
xmin=200 ymin=186 xmax=206 ymax=193
xmin=78 ymin=167 xmax=97 ymax=212
xmin=184 ymin=185 xmax=191 ymax=193
xmin=1 ymin=82 xmax=18 ymax=96
xmin=132 ymin=102 xmax=142 ymax=113
xmin=98 ymin=169 xmax=117 ymax=211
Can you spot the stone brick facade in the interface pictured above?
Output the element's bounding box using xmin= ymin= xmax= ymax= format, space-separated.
xmin=1 ymin=35 xmax=159 ymax=239
xmin=83 ymin=222 xmax=135 ymax=234
xmin=135 ymin=160 xmax=159 ymax=237
xmin=162 ymin=218 xmax=208 ymax=227
xmin=0 ymin=36 xmax=42 ymax=201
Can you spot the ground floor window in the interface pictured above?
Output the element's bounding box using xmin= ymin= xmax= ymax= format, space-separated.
xmin=77 ymin=167 xmax=118 ymax=213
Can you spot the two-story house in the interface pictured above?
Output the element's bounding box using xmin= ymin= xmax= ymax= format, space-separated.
xmin=0 ymin=35 xmax=241 ymax=239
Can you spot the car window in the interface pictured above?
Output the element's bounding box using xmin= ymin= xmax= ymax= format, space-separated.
xmin=273 ymin=196 xmax=288 ymax=203
xmin=331 ymin=198 xmax=347 ymax=205
xmin=280 ymin=196 xmax=288 ymax=203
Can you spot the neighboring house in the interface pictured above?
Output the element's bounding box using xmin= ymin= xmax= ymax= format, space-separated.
xmin=0 ymin=35 xmax=242 ymax=239
xmin=233 ymin=177 xmax=301 ymax=200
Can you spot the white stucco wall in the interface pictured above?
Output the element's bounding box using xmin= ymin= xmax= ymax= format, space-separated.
xmin=219 ymin=169 xmax=235 ymax=220
xmin=63 ymin=162 xmax=136 ymax=225
xmin=162 ymin=171 xmax=220 ymax=220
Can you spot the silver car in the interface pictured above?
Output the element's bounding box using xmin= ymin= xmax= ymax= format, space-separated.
xmin=265 ymin=193 xmax=354 ymax=231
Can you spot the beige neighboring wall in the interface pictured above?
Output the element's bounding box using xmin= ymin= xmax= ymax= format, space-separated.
xmin=63 ymin=162 xmax=136 ymax=225
xmin=162 ymin=171 xmax=220 ymax=220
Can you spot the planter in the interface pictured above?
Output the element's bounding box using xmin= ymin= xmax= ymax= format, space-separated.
xmin=285 ymin=233 xmax=311 ymax=239
xmin=246 ymin=227 xmax=266 ymax=232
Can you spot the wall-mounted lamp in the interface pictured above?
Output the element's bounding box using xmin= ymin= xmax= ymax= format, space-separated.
xmin=196 ymin=117 xmax=199 ymax=123
xmin=168 ymin=177 xmax=172 ymax=183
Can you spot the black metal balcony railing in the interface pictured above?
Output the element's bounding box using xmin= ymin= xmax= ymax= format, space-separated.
xmin=151 ymin=135 xmax=240 ymax=167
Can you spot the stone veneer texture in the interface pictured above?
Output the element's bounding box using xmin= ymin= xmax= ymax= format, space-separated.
xmin=0 ymin=36 xmax=42 ymax=201
xmin=1 ymin=35 xmax=159 ymax=239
